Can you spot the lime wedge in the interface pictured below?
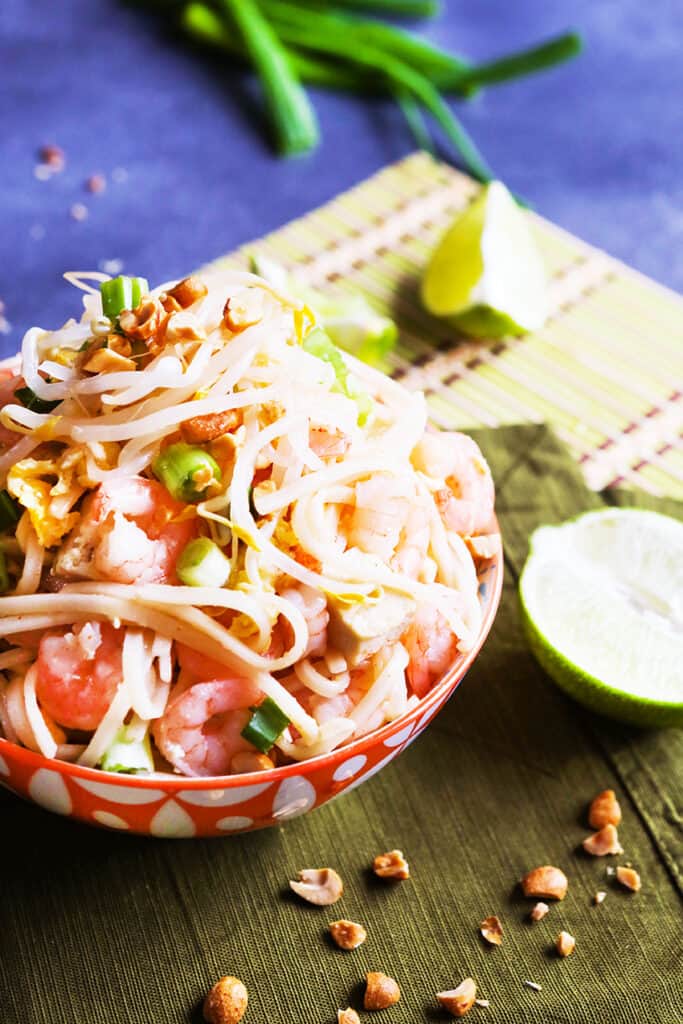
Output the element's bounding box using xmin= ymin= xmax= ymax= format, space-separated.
xmin=519 ymin=508 xmax=683 ymax=728
xmin=421 ymin=180 xmax=548 ymax=338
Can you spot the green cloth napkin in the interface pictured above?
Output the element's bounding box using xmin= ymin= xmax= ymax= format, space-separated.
xmin=2 ymin=424 xmax=681 ymax=1024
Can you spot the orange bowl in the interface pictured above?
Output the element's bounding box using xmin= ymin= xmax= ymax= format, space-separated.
xmin=0 ymin=534 xmax=502 ymax=837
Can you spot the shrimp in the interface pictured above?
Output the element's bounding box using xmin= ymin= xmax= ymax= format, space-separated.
xmin=35 ymin=621 xmax=123 ymax=730
xmin=402 ymin=604 xmax=458 ymax=699
xmin=55 ymin=476 xmax=197 ymax=584
xmin=278 ymin=584 xmax=329 ymax=659
xmin=411 ymin=431 xmax=494 ymax=536
xmin=391 ymin=500 xmax=432 ymax=580
xmin=345 ymin=474 xmax=411 ymax=562
xmin=152 ymin=676 xmax=262 ymax=776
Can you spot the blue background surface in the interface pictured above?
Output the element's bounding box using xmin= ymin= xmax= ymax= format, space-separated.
xmin=1 ymin=0 xmax=681 ymax=356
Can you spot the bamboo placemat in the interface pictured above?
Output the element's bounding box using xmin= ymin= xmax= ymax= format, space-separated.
xmin=208 ymin=152 xmax=683 ymax=499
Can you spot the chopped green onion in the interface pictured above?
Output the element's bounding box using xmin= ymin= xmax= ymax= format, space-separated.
xmin=100 ymin=275 xmax=149 ymax=319
xmin=0 ymin=549 xmax=9 ymax=593
xmin=292 ymin=0 xmax=440 ymax=14
xmin=152 ymin=442 xmax=222 ymax=503
xmin=240 ymin=696 xmax=290 ymax=753
xmin=13 ymin=385 xmax=61 ymax=415
xmin=177 ymin=537 xmax=231 ymax=587
xmin=0 ymin=490 xmax=22 ymax=532
xmin=394 ymin=88 xmax=435 ymax=155
xmin=218 ymin=0 xmax=319 ymax=155
xmin=99 ymin=726 xmax=154 ymax=774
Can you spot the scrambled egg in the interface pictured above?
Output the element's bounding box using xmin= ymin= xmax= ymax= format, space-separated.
xmin=6 ymin=444 xmax=115 ymax=548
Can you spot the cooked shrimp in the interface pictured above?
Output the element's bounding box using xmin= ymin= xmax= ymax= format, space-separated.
xmin=392 ymin=501 xmax=432 ymax=580
xmin=279 ymin=584 xmax=328 ymax=658
xmin=412 ymin=432 xmax=494 ymax=536
xmin=152 ymin=677 xmax=262 ymax=776
xmin=56 ymin=476 xmax=197 ymax=584
xmin=402 ymin=604 xmax=458 ymax=698
xmin=35 ymin=621 xmax=123 ymax=730
xmin=345 ymin=474 xmax=411 ymax=562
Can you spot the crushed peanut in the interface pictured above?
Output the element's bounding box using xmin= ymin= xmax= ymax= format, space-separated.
xmin=338 ymin=1009 xmax=360 ymax=1024
xmin=523 ymin=981 xmax=542 ymax=992
xmin=82 ymin=346 xmax=136 ymax=374
xmin=364 ymin=972 xmax=400 ymax=1011
xmin=223 ymin=289 xmax=265 ymax=332
xmin=181 ymin=409 xmax=243 ymax=444
xmin=163 ymin=275 xmax=208 ymax=310
xmin=289 ymin=867 xmax=344 ymax=906
xmin=582 ymin=824 xmax=623 ymax=857
xmin=530 ymin=901 xmax=549 ymax=922
xmin=556 ymin=930 xmax=576 ymax=957
xmin=616 ymin=866 xmax=641 ymax=892
xmin=588 ymin=789 xmax=622 ymax=829
xmin=119 ymin=298 xmax=163 ymax=342
xmin=474 ymin=999 xmax=490 ymax=1009
xmin=437 ymin=978 xmax=477 ymax=1018
xmin=479 ymin=916 xmax=503 ymax=946
xmin=329 ymin=919 xmax=367 ymax=951
xmin=593 ymin=891 xmax=607 ymax=905
xmin=373 ymin=849 xmax=410 ymax=880
xmin=520 ymin=865 xmax=568 ymax=901
xmin=202 ymin=976 xmax=248 ymax=1024
xmin=163 ymin=311 xmax=206 ymax=345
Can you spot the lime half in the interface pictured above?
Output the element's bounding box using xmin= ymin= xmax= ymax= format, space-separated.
xmin=519 ymin=508 xmax=683 ymax=728
xmin=421 ymin=180 xmax=547 ymax=338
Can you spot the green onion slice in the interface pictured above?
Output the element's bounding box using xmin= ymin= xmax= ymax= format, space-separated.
xmin=176 ymin=537 xmax=231 ymax=587
xmin=152 ymin=442 xmax=222 ymax=503
xmin=241 ymin=697 xmax=290 ymax=754
xmin=0 ymin=490 xmax=22 ymax=532
xmin=100 ymin=276 xmax=149 ymax=319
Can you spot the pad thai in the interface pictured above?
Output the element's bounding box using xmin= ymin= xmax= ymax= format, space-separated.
xmin=0 ymin=269 xmax=497 ymax=777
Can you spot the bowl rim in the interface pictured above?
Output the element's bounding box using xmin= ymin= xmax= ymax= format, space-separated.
xmin=0 ymin=531 xmax=503 ymax=790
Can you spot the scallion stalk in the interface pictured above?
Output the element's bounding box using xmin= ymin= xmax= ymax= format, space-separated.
xmin=218 ymin=0 xmax=319 ymax=155
xmin=292 ymin=0 xmax=440 ymax=14
xmin=241 ymin=696 xmax=290 ymax=753
xmin=435 ymin=31 xmax=583 ymax=92
xmin=394 ymin=88 xmax=435 ymax=154
xmin=13 ymin=385 xmax=61 ymax=415
xmin=152 ymin=442 xmax=222 ymax=503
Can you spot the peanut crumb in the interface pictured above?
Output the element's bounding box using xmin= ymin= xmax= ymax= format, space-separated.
xmin=338 ymin=1010 xmax=360 ymax=1024
xmin=474 ymin=999 xmax=490 ymax=1009
xmin=556 ymin=930 xmax=576 ymax=957
xmin=373 ymin=849 xmax=410 ymax=880
xmin=593 ymin=891 xmax=607 ymax=905
xmin=588 ymin=788 xmax=622 ymax=829
xmin=582 ymin=824 xmax=623 ymax=857
xmin=530 ymin=901 xmax=549 ymax=922
xmin=479 ymin=915 xmax=503 ymax=946
xmin=289 ymin=867 xmax=343 ymax=905
xmin=437 ymin=979 xmax=477 ymax=1018
xmin=520 ymin=865 xmax=568 ymax=900
xmin=329 ymin=919 xmax=367 ymax=951
xmin=202 ymin=976 xmax=247 ymax=1024
xmin=616 ymin=866 xmax=641 ymax=892
xmin=364 ymin=972 xmax=400 ymax=1010
xmin=523 ymin=981 xmax=542 ymax=992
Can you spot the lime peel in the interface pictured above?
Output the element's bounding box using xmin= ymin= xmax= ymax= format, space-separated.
xmin=519 ymin=508 xmax=683 ymax=728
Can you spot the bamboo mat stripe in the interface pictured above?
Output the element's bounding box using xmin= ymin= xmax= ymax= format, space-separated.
xmin=208 ymin=152 xmax=683 ymax=498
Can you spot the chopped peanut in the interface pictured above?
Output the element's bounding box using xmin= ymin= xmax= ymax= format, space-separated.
xmin=82 ymin=346 xmax=136 ymax=374
xmin=593 ymin=891 xmax=607 ymax=905
xmin=373 ymin=849 xmax=410 ymax=880
xmin=229 ymin=751 xmax=274 ymax=774
xmin=530 ymin=901 xmax=549 ymax=922
xmin=223 ymin=289 xmax=264 ymax=332
xmin=162 ymin=275 xmax=208 ymax=310
xmin=588 ymin=789 xmax=622 ymax=829
xmin=479 ymin=916 xmax=503 ymax=946
xmin=520 ymin=866 xmax=568 ymax=901
xmin=556 ymin=931 xmax=576 ymax=957
xmin=106 ymin=333 xmax=133 ymax=358
xmin=474 ymin=999 xmax=490 ymax=1009
xmin=582 ymin=824 xmax=623 ymax=857
xmin=437 ymin=979 xmax=477 ymax=1018
xmin=289 ymin=867 xmax=343 ymax=906
xmin=329 ymin=919 xmax=367 ymax=951
xmin=119 ymin=298 xmax=163 ymax=342
xmin=181 ymin=409 xmax=243 ymax=444
xmin=364 ymin=972 xmax=400 ymax=1011
xmin=163 ymin=311 xmax=206 ymax=344
xmin=616 ymin=866 xmax=641 ymax=892
xmin=203 ymin=976 xmax=248 ymax=1024
xmin=338 ymin=1010 xmax=360 ymax=1024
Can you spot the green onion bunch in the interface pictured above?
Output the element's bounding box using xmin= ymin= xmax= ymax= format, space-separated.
xmin=135 ymin=0 xmax=582 ymax=181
